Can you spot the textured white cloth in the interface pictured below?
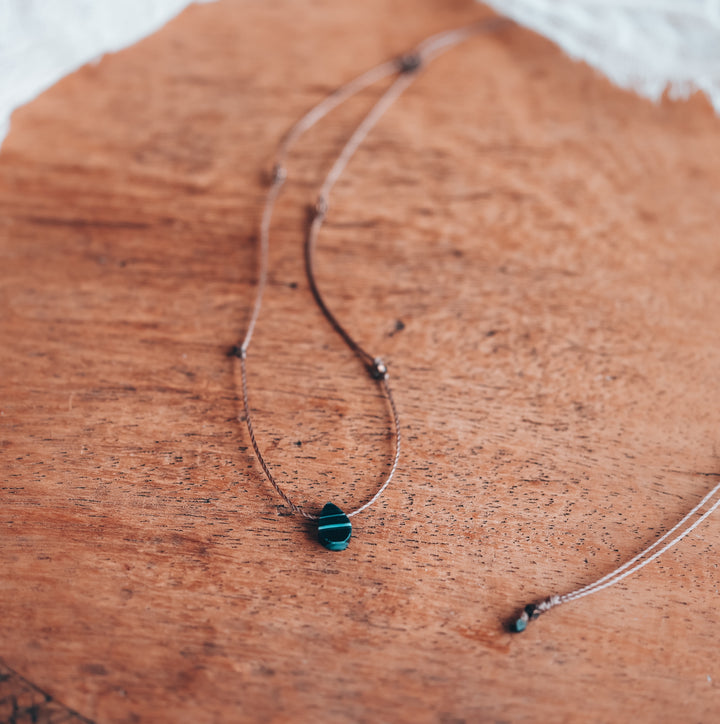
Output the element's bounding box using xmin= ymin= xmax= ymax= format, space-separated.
xmin=0 ymin=0 xmax=210 ymax=146
xmin=1 ymin=0 xmax=719 ymax=149
xmin=484 ymin=0 xmax=720 ymax=112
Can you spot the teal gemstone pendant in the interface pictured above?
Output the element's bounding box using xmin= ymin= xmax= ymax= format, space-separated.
xmin=317 ymin=502 xmax=352 ymax=551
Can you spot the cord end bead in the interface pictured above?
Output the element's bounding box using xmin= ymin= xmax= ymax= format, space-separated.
xmin=369 ymin=357 xmax=388 ymax=380
xmin=510 ymin=603 xmax=539 ymax=633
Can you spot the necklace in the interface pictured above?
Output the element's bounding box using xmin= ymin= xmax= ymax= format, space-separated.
xmin=232 ymin=22 xmax=509 ymax=548
xmin=231 ymin=19 xmax=720 ymax=628
xmin=231 ymin=23 xmax=505 ymax=549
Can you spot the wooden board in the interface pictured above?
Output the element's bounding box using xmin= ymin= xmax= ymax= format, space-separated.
xmin=1 ymin=0 xmax=719 ymax=721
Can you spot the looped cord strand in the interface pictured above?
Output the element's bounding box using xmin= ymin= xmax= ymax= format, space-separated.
xmin=236 ymin=20 xmax=507 ymax=519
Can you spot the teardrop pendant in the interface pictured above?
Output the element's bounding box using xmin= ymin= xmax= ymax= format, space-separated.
xmin=317 ymin=502 xmax=352 ymax=551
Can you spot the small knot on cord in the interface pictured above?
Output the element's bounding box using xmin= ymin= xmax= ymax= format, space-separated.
xmin=271 ymin=163 xmax=287 ymax=184
xmin=314 ymin=195 xmax=328 ymax=220
xmin=537 ymin=595 xmax=561 ymax=613
xmin=229 ymin=344 xmax=246 ymax=359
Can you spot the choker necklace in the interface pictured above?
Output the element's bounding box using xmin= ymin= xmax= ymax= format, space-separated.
xmin=231 ymin=19 xmax=720 ymax=629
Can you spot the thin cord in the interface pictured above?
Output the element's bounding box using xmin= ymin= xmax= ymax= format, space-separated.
xmin=240 ymin=59 xmax=400 ymax=356
xmin=238 ymin=352 xmax=312 ymax=518
xmin=561 ymin=477 xmax=720 ymax=603
xmin=511 ymin=477 xmax=720 ymax=630
xmin=305 ymin=69 xmax=419 ymax=367
xmin=349 ymin=378 xmax=402 ymax=519
xmin=305 ymin=19 xmax=511 ymax=366
xmin=235 ymin=21 xmax=507 ymax=519
xmin=240 ymin=19 xmax=506 ymax=354
xmin=235 ymin=58 xmax=406 ymax=520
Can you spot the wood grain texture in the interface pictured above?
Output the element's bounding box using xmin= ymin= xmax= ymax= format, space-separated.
xmin=1 ymin=1 xmax=719 ymax=721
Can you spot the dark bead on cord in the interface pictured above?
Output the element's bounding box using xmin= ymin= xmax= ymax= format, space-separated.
xmin=369 ymin=358 xmax=388 ymax=380
xmin=397 ymin=53 xmax=422 ymax=74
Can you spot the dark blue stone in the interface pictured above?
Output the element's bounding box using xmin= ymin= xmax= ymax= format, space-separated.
xmin=317 ymin=502 xmax=352 ymax=551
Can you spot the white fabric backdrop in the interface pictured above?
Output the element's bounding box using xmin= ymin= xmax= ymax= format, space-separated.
xmin=0 ymin=0 xmax=211 ymax=146
xmin=484 ymin=0 xmax=720 ymax=112
xmin=1 ymin=0 xmax=719 ymax=149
